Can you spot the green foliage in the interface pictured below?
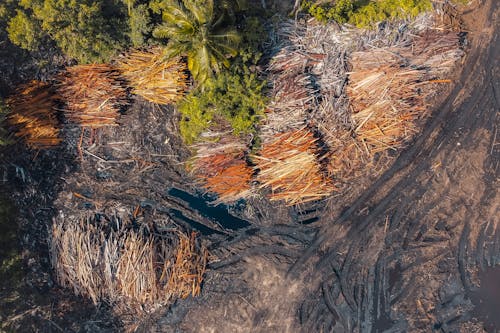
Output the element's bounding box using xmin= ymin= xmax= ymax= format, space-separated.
xmin=0 ymin=98 xmax=11 ymax=146
xmin=301 ymin=0 xmax=355 ymax=24
xmin=178 ymin=65 xmax=267 ymax=145
xmin=128 ymin=3 xmax=152 ymax=47
xmin=349 ymin=0 xmax=432 ymax=27
xmin=0 ymin=0 xmax=17 ymax=30
xmin=6 ymin=10 xmax=42 ymax=51
xmin=151 ymin=0 xmax=241 ymax=83
xmin=301 ymin=0 xmax=432 ymax=27
xmin=5 ymin=0 xmax=129 ymax=63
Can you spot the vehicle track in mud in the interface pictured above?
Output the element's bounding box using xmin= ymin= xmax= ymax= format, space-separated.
xmin=147 ymin=0 xmax=498 ymax=332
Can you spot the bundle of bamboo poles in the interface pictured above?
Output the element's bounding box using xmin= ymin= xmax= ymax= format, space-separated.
xmin=58 ymin=64 xmax=128 ymax=128
xmin=6 ymin=80 xmax=61 ymax=149
xmin=191 ymin=135 xmax=253 ymax=203
xmin=49 ymin=216 xmax=207 ymax=310
xmin=253 ymin=129 xmax=334 ymax=206
xmin=118 ymin=48 xmax=189 ymax=105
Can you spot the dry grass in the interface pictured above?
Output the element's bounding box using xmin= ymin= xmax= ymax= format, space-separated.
xmin=253 ymin=129 xmax=334 ymax=206
xmin=50 ymin=216 xmax=207 ymax=312
xmin=6 ymin=80 xmax=61 ymax=149
xmin=58 ymin=64 xmax=128 ymax=128
xmin=118 ymin=48 xmax=189 ymax=105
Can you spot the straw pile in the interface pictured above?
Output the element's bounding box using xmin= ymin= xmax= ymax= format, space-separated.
xmin=401 ymin=31 xmax=464 ymax=76
xmin=6 ymin=80 xmax=61 ymax=149
xmin=191 ymin=134 xmax=253 ymax=203
xmin=118 ymin=48 xmax=189 ymax=105
xmin=253 ymin=129 xmax=334 ymax=206
xmin=346 ymin=30 xmax=463 ymax=158
xmin=50 ymin=216 xmax=207 ymax=311
xmin=58 ymin=64 xmax=128 ymax=128
xmin=261 ymin=21 xmax=320 ymax=139
xmin=347 ymin=66 xmax=429 ymax=155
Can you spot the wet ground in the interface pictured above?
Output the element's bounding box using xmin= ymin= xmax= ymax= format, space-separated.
xmin=0 ymin=0 xmax=498 ymax=332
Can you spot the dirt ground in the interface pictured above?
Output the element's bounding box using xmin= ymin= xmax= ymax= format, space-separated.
xmin=0 ymin=0 xmax=498 ymax=332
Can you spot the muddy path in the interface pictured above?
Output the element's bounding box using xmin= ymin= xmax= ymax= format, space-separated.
xmin=145 ymin=1 xmax=499 ymax=332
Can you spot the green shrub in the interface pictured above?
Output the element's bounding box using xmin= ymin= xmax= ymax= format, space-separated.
xmin=349 ymin=0 xmax=432 ymax=27
xmin=178 ymin=65 xmax=267 ymax=145
xmin=301 ymin=0 xmax=355 ymax=23
xmin=6 ymin=10 xmax=42 ymax=51
xmin=301 ymin=0 xmax=433 ymax=27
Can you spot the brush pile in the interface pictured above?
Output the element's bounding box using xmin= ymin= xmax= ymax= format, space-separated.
xmin=254 ymin=129 xmax=334 ymax=206
xmin=58 ymin=64 xmax=128 ymax=128
xmin=259 ymin=18 xmax=463 ymax=191
xmin=261 ymin=22 xmax=319 ymax=139
xmin=50 ymin=215 xmax=208 ymax=312
xmin=191 ymin=134 xmax=253 ymax=203
xmin=346 ymin=29 xmax=463 ymax=159
xmin=6 ymin=81 xmax=61 ymax=149
xmin=118 ymin=48 xmax=189 ymax=105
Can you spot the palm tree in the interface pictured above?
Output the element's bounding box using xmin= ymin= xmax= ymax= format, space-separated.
xmin=152 ymin=0 xmax=241 ymax=83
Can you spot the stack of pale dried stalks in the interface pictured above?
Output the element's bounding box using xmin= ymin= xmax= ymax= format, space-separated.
xmin=50 ymin=216 xmax=207 ymax=311
xmin=261 ymin=21 xmax=321 ymax=139
xmin=191 ymin=134 xmax=253 ymax=203
xmin=345 ymin=29 xmax=463 ymax=161
xmin=253 ymin=129 xmax=334 ymax=206
xmin=118 ymin=48 xmax=189 ymax=105
xmin=6 ymin=80 xmax=61 ymax=149
xmin=58 ymin=64 xmax=128 ymax=128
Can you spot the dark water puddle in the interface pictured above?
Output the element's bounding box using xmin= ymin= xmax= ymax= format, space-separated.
xmin=470 ymin=266 xmax=500 ymax=332
xmin=168 ymin=188 xmax=250 ymax=230
xmin=169 ymin=209 xmax=223 ymax=236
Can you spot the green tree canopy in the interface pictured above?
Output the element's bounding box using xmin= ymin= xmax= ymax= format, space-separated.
xmin=5 ymin=0 xmax=130 ymax=63
xmin=151 ymin=0 xmax=241 ymax=83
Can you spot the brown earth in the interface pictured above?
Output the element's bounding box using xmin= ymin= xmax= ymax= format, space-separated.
xmin=0 ymin=0 xmax=498 ymax=332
